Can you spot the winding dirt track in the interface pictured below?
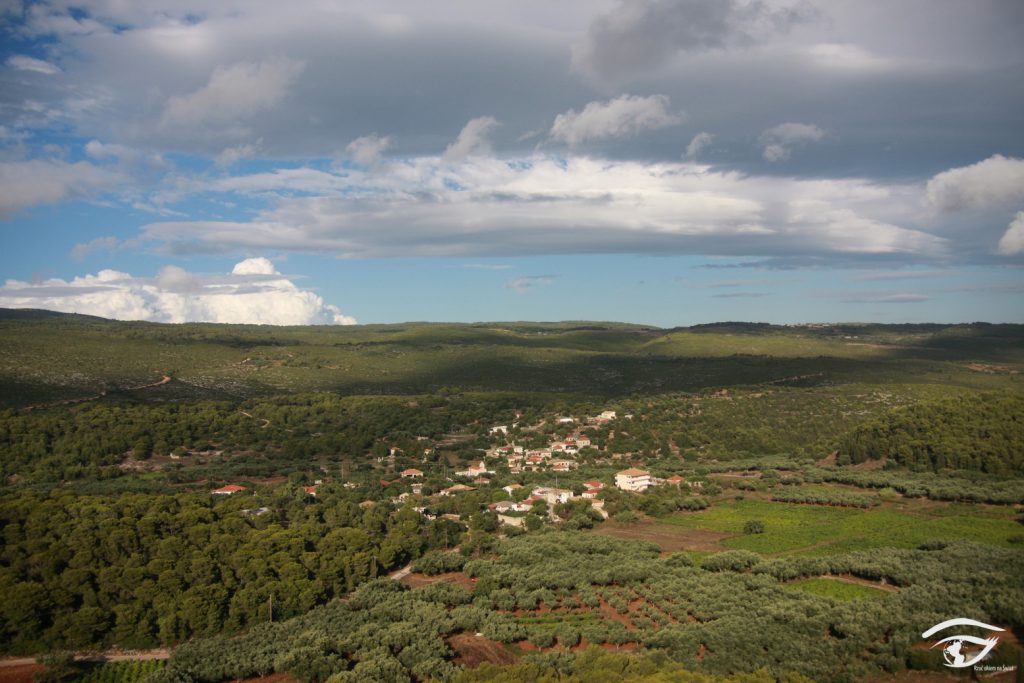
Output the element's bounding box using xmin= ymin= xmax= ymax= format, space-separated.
xmin=21 ymin=375 xmax=171 ymax=412
xmin=0 ymin=649 xmax=171 ymax=668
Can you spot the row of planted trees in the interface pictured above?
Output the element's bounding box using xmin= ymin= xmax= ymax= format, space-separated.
xmin=146 ymin=531 xmax=1024 ymax=683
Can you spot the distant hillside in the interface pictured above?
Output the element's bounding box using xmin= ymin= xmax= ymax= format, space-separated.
xmin=0 ymin=308 xmax=1021 ymax=406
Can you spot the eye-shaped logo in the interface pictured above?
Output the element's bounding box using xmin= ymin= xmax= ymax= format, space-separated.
xmin=921 ymin=618 xmax=1004 ymax=668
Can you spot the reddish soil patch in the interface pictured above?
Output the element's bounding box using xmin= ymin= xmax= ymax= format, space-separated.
xmin=591 ymin=520 xmax=732 ymax=553
xmin=0 ymin=664 xmax=43 ymax=683
xmin=399 ymin=571 xmax=475 ymax=591
xmin=597 ymin=597 xmax=636 ymax=631
xmin=966 ymin=363 xmax=1018 ymax=375
xmin=851 ymin=458 xmax=889 ymax=471
xmin=449 ymin=634 xmax=518 ymax=668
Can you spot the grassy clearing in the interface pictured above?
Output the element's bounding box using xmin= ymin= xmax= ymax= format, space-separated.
xmin=784 ymin=577 xmax=889 ymax=601
xmin=658 ymin=497 xmax=1023 ymax=556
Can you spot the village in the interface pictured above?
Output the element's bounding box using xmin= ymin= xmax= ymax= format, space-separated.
xmin=207 ymin=407 xmax=705 ymax=531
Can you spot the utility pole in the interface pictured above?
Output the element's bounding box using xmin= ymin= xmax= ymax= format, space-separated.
xmin=268 ymin=594 xmax=273 ymax=623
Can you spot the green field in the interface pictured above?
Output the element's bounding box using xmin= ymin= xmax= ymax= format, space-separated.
xmin=783 ymin=577 xmax=889 ymax=601
xmin=659 ymin=497 xmax=1023 ymax=556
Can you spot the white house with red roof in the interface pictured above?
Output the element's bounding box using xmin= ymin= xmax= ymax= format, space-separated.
xmin=211 ymin=484 xmax=247 ymax=495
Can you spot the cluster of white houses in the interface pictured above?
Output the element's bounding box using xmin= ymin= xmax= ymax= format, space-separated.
xmin=209 ymin=410 xmax=698 ymax=529
xmin=492 ymin=434 xmax=594 ymax=474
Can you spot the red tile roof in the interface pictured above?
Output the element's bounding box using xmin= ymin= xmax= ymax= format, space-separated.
xmin=211 ymin=484 xmax=247 ymax=494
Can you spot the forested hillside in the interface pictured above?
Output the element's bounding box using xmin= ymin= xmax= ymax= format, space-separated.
xmin=838 ymin=393 xmax=1024 ymax=473
xmin=0 ymin=312 xmax=1021 ymax=682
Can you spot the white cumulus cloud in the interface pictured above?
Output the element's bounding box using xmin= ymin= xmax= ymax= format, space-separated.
xmin=926 ymin=155 xmax=1024 ymax=212
xmin=550 ymin=94 xmax=681 ymax=146
xmin=997 ymin=211 xmax=1024 ymax=256
xmin=0 ymin=258 xmax=356 ymax=325
xmin=759 ymin=122 xmax=825 ymax=161
xmin=443 ymin=117 xmax=501 ymax=162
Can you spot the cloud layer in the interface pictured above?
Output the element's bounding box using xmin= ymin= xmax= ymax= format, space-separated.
xmin=138 ymin=154 xmax=945 ymax=262
xmin=572 ymin=0 xmax=816 ymax=81
xmin=0 ymin=160 xmax=124 ymax=218
xmin=0 ymin=258 xmax=356 ymax=325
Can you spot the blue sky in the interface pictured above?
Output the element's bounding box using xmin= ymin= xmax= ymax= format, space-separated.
xmin=1 ymin=0 xmax=1022 ymax=327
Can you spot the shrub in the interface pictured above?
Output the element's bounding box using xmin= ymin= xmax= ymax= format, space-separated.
xmin=412 ymin=551 xmax=466 ymax=575
xmin=743 ymin=520 xmax=765 ymax=535
xmin=528 ymin=630 xmax=555 ymax=648
xmin=700 ymin=550 xmax=761 ymax=573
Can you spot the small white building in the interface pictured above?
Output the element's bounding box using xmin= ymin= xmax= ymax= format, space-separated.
xmin=455 ymin=461 xmax=492 ymax=477
xmin=532 ymin=487 xmax=573 ymax=506
xmin=615 ymin=468 xmax=652 ymax=492
xmin=498 ymin=514 xmax=526 ymax=528
xmin=489 ymin=425 xmax=509 ymax=435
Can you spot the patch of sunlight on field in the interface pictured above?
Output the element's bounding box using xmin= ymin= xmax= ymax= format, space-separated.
xmin=659 ymin=498 xmax=1023 ymax=556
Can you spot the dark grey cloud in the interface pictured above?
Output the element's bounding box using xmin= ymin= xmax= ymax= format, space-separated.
xmin=572 ymin=0 xmax=817 ymax=81
xmin=1 ymin=0 xmax=1022 ymax=274
xmin=2 ymin=0 xmax=1021 ymax=183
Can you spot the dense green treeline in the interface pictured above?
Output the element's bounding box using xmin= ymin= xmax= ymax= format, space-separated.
xmin=147 ymin=533 xmax=1024 ymax=683
xmin=0 ymin=488 xmax=462 ymax=654
xmin=0 ymin=393 xmax=535 ymax=483
xmin=800 ymin=466 xmax=1024 ymax=504
xmin=838 ymin=393 xmax=1024 ymax=474
xmin=449 ymin=648 xmax=815 ymax=683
